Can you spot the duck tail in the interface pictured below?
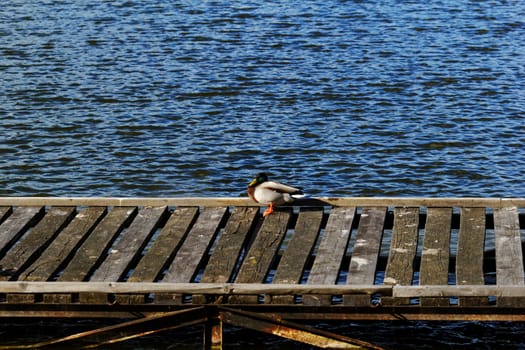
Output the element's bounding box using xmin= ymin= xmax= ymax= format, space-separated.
xmin=291 ymin=193 xmax=309 ymax=200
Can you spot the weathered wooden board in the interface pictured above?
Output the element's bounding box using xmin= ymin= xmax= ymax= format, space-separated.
xmin=201 ymin=207 xmax=259 ymax=284
xmin=269 ymin=208 xmax=324 ymax=304
xmin=3 ymin=196 xmax=524 ymax=209
xmin=344 ymin=207 xmax=386 ymax=306
xmin=82 ymin=206 xmax=168 ymax=303
xmin=383 ymin=207 xmax=419 ymax=306
xmin=0 ymin=207 xmax=11 ymax=224
xmin=20 ymin=207 xmax=107 ymax=281
xmin=89 ymin=207 xmax=168 ymax=282
xmin=0 ymin=281 xmax=392 ymax=295
xmin=456 ymin=207 xmax=487 ymax=306
xmin=304 ymin=207 xmax=356 ymax=306
xmin=129 ymin=207 xmax=199 ymax=283
xmin=230 ymin=209 xmax=292 ymax=304
xmin=192 ymin=207 xmax=259 ymax=304
xmin=419 ymin=207 xmax=452 ymax=307
xmin=0 ymin=199 xmax=525 ymax=318
xmin=494 ymin=207 xmax=524 ymax=285
xmin=0 ymin=207 xmax=76 ymax=282
xmin=11 ymin=207 xmax=107 ymax=303
xmin=0 ymin=206 xmax=44 ymax=257
xmin=157 ymin=207 xmax=227 ymax=304
xmin=121 ymin=207 xmax=199 ymax=304
xmin=45 ymin=207 xmax=137 ymax=303
xmin=494 ymin=207 xmax=525 ymax=307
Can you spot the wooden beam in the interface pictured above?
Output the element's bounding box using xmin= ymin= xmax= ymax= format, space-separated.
xmin=1 ymin=196 xmax=525 ymax=208
xmin=393 ymin=285 xmax=525 ymax=298
xmin=0 ymin=282 xmax=392 ymax=295
xmin=419 ymin=207 xmax=452 ymax=306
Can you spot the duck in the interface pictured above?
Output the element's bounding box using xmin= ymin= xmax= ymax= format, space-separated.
xmin=247 ymin=172 xmax=305 ymax=217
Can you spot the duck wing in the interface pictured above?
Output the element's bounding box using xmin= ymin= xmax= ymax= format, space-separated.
xmin=262 ymin=181 xmax=303 ymax=195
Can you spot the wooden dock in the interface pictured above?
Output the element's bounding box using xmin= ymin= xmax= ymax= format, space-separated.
xmin=1 ymin=197 xmax=525 ymax=349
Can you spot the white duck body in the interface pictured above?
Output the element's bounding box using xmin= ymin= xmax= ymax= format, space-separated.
xmin=252 ymin=181 xmax=304 ymax=205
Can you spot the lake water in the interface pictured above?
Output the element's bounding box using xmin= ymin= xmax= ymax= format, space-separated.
xmin=1 ymin=0 xmax=525 ymax=348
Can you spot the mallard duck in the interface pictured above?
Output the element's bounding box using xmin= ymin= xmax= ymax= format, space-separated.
xmin=247 ymin=172 xmax=304 ymax=216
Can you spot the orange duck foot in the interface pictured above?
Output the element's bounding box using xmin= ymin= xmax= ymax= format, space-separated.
xmin=263 ymin=204 xmax=274 ymax=217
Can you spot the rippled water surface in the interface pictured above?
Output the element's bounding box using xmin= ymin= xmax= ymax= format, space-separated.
xmin=1 ymin=0 xmax=524 ymax=198
xmin=1 ymin=0 xmax=525 ymax=348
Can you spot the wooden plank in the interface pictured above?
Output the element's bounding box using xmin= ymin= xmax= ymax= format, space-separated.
xmin=229 ymin=209 xmax=292 ymax=304
xmin=0 ymin=206 xmax=11 ymax=224
xmin=394 ymin=285 xmax=525 ymax=298
xmin=344 ymin=207 xmax=386 ymax=306
xmin=201 ymin=207 xmax=259 ymax=283
xmin=494 ymin=207 xmax=525 ymax=307
xmin=419 ymin=207 xmax=452 ymax=307
xmin=456 ymin=207 xmax=487 ymax=306
xmin=157 ymin=207 xmax=227 ymax=304
xmin=20 ymin=207 xmax=107 ymax=281
xmin=45 ymin=207 xmax=137 ymax=303
xmin=0 ymin=281 xmax=392 ymax=296
xmin=494 ymin=207 xmax=524 ymax=285
xmin=0 ymin=206 xmax=44 ymax=258
xmin=269 ymin=208 xmax=324 ymax=304
xmin=192 ymin=207 xmax=259 ymax=304
xmin=121 ymin=207 xmax=199 ymax=304
xmin=192 ymin=207 xmax=260 ymax=304
xmin=0 ymin=207 xmax=76 ymax=282
xmin=304 ymin=207 xmax=356 ymax=306
xmin=1 ymin=196 xmax=523 ymax=208
xmin=89 ymin=206 xmax=168 ymax=282
xmin=11 ymin=207 xmax=106 ymax=303
xmin=81 ymin=206 xmax=168 ymax=303
xmin=382 ymin=207 xmax=419 ymax=306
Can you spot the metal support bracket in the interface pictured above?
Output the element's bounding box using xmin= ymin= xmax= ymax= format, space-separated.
xmin=0 ymin=306 xmax=383 ymax=350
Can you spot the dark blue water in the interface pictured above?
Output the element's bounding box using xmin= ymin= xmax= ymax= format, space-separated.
xmin=1 ymin=0 xmax=525 ymax=348
xmin=1 ymin=0 xmax=524 ymax=198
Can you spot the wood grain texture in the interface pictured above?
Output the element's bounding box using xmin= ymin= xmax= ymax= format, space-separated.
xmin=0 ymin=207 xmax=11 ymax=224
xmin=157 ymin=207 xmax=227 ymax=304
xmin=162 ymin=207 xmax=228 ymax=283
xmin=89 ymin=206 xmax=168 ymax=282
xmin=2 ymin=196 xmax=524 ymax=208
xmin=494 ymin=207 xmax=524 ymax=285
xmin=270 ymin=208 xmax=323 ymax=304
xmin=82 ymin=206 xmax=168 ymax=303
xmin=304 ymin=207 xmax=356 ymax=306
xmin=456 ymin=207 xmax=487 ymax=306
xmin=494 ymin=207 xmax=525 ymax=307
xmin=45 ymin=207 xmax=136 ymax=304
xmin=230 ymin=209 xmax=292 ymax=303
xmin=11 ymin=208 xmax=107 ymax=303
xmin=383 ymin=207 xmax=419 ymax=305
xmin=193 ymin=207 xmax=259 ymax=304
xmin=345 ymin=207 xmax=386 ymax=306
xmin=122 ymin=207 xmax=199 ymax=304
xmin=201 ymin=207 xmax=259 ymax=284
xmin=0 ymin=207 xmax=76 ymax=282
xmin=0 ymin=206 xmax=44 ymax=257
xmin=129 ymin=207 xmax=199 ymax=282
xmin=20 ymin=207 xmax=107 ymax=282
xmin=419 ymin=207 xmax=452 ymax=307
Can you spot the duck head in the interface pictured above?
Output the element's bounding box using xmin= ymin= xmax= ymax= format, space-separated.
xmin=248 ymin=172 xmax=269 ymax=188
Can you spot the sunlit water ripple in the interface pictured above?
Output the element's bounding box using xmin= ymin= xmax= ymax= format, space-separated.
xmin=1 ymin=0 xmax=525 ymax=348
xmin=1 ymin=0 xmax=524 ymax=198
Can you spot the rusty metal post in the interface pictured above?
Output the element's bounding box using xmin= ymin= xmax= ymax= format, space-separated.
xmin=203 ymin=311 xmax=223 ymax=350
